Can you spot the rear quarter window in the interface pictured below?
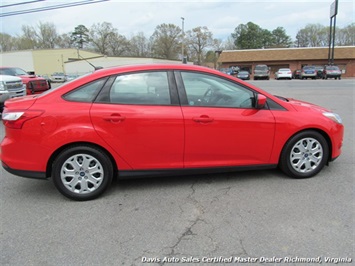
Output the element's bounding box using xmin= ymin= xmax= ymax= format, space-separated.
xmin=63 ymin=78 xmax=106 ymax=102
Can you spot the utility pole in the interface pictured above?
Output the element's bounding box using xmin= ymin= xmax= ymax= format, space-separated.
xmin=181 ymin=17 xmax=185 ymax=63
xmin=328 ymin=0 xmax=338 ymax=65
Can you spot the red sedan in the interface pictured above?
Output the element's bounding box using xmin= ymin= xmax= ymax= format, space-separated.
xmin=0 ymin=64 xmax=344 ymax=200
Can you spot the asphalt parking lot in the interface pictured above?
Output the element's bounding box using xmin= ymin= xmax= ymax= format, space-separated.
xmin=0 ymin=79 xmax=354 ymax=266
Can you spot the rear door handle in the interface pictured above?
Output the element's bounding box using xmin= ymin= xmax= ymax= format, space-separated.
xmin=103 ymin=114 xmax=126 ymax=123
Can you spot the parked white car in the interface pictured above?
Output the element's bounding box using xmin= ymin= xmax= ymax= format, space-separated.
xmin=51 ymin=72 xmax=67 ymax=83
xmin=275 ymin=68 xmax=292 ymax=80
xmin=0 ymin=75 xmax=27 ymax=113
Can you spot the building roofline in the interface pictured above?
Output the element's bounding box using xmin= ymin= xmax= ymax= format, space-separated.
xmin=218 ymin=46 xmax=355 ymax=63
xmin=222 ymin=46 xmax=355 ymax=53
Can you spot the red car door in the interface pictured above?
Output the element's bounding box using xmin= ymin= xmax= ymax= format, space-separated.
xmin=90 ymin=71 xmax=184 ymax=170
xmin=178 ymin=71 xmax=276 ymax=168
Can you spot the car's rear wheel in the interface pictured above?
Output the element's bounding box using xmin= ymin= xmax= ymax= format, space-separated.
xmin=52 ymin=145 xmax=113 ymax=201
xmin=279 ymin=131 xmax=329 ymax=178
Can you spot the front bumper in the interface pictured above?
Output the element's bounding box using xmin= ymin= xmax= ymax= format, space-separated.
xmin=0 ymin=92 xmax=11 ymax=103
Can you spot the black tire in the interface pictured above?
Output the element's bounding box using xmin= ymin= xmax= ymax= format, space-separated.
xmin=52 ymin=145 xmax=114 ymax=201
xmin=279 ymin=131 xmax=329 ymax=178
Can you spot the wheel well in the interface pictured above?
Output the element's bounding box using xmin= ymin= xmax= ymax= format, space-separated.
xmin=279 ymin=128 xmax=332 ymax=164
xmin=46 ymin=142 xmax=118 ymax=178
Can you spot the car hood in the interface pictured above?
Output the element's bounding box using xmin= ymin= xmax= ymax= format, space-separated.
xmin=287 ymin=98 xmax=331 ymax=113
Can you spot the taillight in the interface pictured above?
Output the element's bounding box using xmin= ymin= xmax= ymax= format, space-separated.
xmin=2 ymin=110 xmax=43 ymax=129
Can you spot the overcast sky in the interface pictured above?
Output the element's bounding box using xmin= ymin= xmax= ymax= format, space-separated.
xmin=1 ymin=0 xmax=354 ymax=41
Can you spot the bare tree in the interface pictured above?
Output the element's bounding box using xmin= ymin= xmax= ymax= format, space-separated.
xmin=0 ymin=33 xmax=16 ymax=52
xmin=295 ymin=23 xmax=329 ymax=47
xmin=221 ymin=36 xmax=236 ymax=50
xmin=57 ymin=33 xmax=75 ymax=48
xmin=185 ymin=26 xmax=214 ymax=65
xmin=89 ymin=22 xmax=117 ymax=55
xmin=16 ymin=25 xmax=38 ymax=50
xmin=150 ymin=23 xmax=181 ymax=60
xmin=35 ymin=21 xmax=59 ymax=48
xmin=337 ymin=23 xmax=355 ymax=46
xmin=129 ymin=32 xmax=151 ymax=57
xmin=107 ymin=32 xmax=130 ymax=56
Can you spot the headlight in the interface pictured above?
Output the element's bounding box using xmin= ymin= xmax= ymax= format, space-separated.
xmin=323 ymin=112 xmax=342 ymax=124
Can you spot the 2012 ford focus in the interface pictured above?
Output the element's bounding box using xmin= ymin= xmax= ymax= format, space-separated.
xmin=0 ymin=64 xmax=344 ymax=200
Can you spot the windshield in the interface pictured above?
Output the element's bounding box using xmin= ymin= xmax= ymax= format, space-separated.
xmin=0 ymin=67 xmax=28 ymax=76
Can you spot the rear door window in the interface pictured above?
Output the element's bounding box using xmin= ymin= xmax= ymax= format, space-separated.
xmin=109 ymin=72 xmax=171 ymax=105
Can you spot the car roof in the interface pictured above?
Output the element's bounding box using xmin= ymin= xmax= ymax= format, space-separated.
xmin=89 ymin=64 xmax=222 ymax=78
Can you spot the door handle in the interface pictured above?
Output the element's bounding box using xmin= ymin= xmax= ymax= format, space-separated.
xmin=103 ymin=114 xmax=126 ymax=123
xmin=192 ymin=116 xmax=214 ymax=123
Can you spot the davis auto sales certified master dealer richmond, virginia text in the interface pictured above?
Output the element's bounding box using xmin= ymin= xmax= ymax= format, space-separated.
xmin=141 ymin=256 xmax=352 ymax=263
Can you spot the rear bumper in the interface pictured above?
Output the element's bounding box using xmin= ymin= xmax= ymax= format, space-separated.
xmin=301 ymin=74 xmax=316 ymax=77
xmin=276 ymin=74 xmax=292 ymax=79
xmin=2 ymin=161 xmax=47 ymax=179
xmin=326 ymin=74 xmax=341 ymax=77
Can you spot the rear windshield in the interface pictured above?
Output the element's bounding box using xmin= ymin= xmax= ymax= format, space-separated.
xmin=326 ymin=66 xmax=340 ymax=70
xmin=255 ymin=65 xmax=268 ymax=70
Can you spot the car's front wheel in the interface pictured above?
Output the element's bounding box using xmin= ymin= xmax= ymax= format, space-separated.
xmin=52 ymin=145 xmax=114 ymax=201
xmin=279 ymin=131 xmax=329 ymax=178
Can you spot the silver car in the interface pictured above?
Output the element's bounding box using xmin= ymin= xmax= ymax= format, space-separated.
xmin=301 ymin=66 xmax=317 ymax=80
xmin=0 ymin=75 xmax=26 ymax=113
xmin=253 ymin=65 xmax=270 ymax=80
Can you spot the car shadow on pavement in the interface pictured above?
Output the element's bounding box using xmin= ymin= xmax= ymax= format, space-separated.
xmin=109 ymin=169 xmax=285 ymax=195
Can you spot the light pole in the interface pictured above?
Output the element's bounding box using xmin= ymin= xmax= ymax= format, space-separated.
xmin=181 ymin=17 xmax=185 ymax=63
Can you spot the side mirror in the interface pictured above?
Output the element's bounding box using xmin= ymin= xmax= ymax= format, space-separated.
xmin=255 ymin=94 xmax=267 ymax=109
